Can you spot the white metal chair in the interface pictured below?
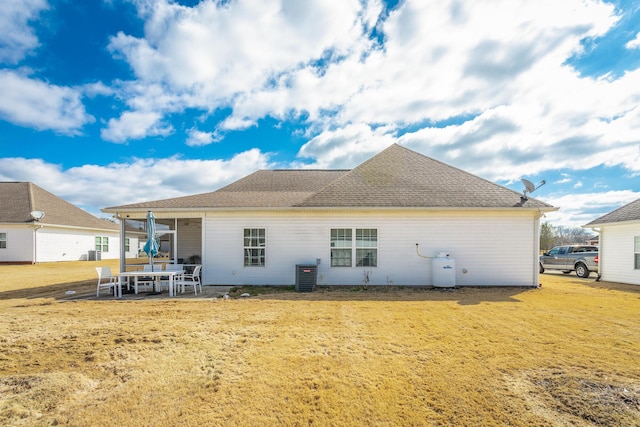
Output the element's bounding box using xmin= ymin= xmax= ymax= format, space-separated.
xmin=95 ymin=267 xmax=118 ymax=297
xmin=176 ymin=265 xmax=202 ymax=295
xmin=160 ymin=264 xmax=184 ymax=292
xmin=137 ymin=264 xmax=157 ymax=292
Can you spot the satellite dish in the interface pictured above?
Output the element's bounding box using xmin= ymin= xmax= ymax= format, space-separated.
xmin=30 ymin=210 xmax=45 ymax=221
xmin=521 ymin=179 xmax=536 ymax=194
xmin=520 ymin=179 xmax=546 ymax=201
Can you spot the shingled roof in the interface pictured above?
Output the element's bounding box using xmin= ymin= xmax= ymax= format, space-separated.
xmin=104 ymin=144 xmax=555 ymax=211
xmin=0 ymin=182 xmax=119 ymax=230
xmin=584 ymin=197 xmax=640 ymax=226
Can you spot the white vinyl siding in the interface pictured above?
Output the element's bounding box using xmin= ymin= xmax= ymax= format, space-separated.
xmin=203 ymin=209 xmax=539 ymax=287
xmin=597 ymin=223 xmax=640 ymax=285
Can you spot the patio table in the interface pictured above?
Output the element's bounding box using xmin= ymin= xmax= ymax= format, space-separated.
xmin=116 ymin=270 xmax=184 ymax=298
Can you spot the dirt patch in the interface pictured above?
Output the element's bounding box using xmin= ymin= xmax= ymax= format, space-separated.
xmin=506 ymin=368 xmax=640 ymax=426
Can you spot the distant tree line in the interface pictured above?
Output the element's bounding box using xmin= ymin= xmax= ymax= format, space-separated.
xmin=540 ymin=222 xmax=596 ymax=251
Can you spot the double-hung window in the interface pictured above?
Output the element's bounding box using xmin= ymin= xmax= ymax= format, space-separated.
xmin=356 ymin=229 xmax=378 ymax=267
xmin=635 ymin=237 xmax=640 ymax=270
xmin=331 ymin=228 xmax=378 ymax=267
xmin=331 ymin=228 xmax=352 ymax=267
xmin=0 ymin=232 xmax=6 ymax=249
xmin=244 ymin=228 xmax=266 ymax=266
xmin=95 ymin=236 xmax=109 ymax=252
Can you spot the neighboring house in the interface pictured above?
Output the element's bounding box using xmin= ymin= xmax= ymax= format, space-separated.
xmin=584 ymin=197 xmax=640 ymax=285
xmin=102 ymin=144 xmax=557 ymax=287
xmin=585 ymin=235 xmax=599 ymax=246
xmin=0 ymin=182 xmax=127 ymax=263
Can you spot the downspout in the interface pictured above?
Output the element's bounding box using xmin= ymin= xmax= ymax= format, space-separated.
xmin=593 ymin=227 xmax=601 ymax=281
xmin=32 ymin=224 xmax=43 ymax=264
xmin=534 ymin=209 xmax=543 ymax=288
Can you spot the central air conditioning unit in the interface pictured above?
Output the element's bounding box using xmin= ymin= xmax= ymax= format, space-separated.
xmin=295 ymin=264 xmax=317 ymax=292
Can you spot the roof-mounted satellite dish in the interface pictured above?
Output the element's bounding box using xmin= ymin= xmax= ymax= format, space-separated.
xmin=30 ymin=210 xmax=45 ymax=221
xmin=520 ymin=179 xmax=546 ymax=202
xmin=522 ymin=179 xmax=536 ymax=194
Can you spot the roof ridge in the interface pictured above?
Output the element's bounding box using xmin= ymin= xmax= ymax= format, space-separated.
xmin=27 ymin=182 xmax=36 ymax=214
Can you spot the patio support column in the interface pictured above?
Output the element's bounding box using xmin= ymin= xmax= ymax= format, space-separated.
xmin=119 ymin=214 xmax=126 ymax=273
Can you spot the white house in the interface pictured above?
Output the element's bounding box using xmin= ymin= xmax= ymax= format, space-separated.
xmin=584 ymin=197 xmax=640 ymax=285
xmin=0 ymin=182 xmax=128 ymax=263
xmin=102 ymin=144 xmax=557 ymax=287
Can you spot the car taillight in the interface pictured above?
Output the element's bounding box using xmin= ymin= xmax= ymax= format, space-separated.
xmin=595 ymin=255 xmax=599 ymax=263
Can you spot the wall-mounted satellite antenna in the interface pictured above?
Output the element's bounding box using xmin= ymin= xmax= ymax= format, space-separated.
xmin=520 ymin=179 xmax=546 ymax=202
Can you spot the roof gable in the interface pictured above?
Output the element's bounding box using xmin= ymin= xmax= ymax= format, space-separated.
xmin=585 ymin=197 xmax=640 ymax=226
xmin=297 ymin=144 xmax=553 ymax=208
xmin=0 ymin=182 xmax=119 ymax=230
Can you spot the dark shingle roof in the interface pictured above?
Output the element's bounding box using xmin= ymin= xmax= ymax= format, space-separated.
xmin=297 ymin=144 xmax=552 ymax=208
xmin=584 ymin=197 xmax=640 ymax=226
xmin=104 ymin=144 xmax=555 ymax=211
xmin=0 ymin=182 xmax=119 ymax=230
xmin=108 ymin=170 xmax=349 ymax=209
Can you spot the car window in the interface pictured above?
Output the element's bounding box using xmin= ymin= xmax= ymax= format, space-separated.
xmin=558 ymin=247 xmax=568 ymax=255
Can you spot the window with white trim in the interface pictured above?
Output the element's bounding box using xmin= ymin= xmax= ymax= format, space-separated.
xmin=635 ymin=236 xmax=640 ymax=270
xmin=331 ymin=228 xmax=378 ymax=267
xmin=331 ymin=228 xmax=352 ymax=267
xmin=244 ymin=228 xmax=265 ymax=267
xmin=0 ymin=232 xmax=6 ymax=249
xmin=124 ymin=238 xmax=130 ymax=252
xmin=95 ymin=236 xmax=109 ymax=252
xmin=356 ymin=228 xmax=378 ymax=267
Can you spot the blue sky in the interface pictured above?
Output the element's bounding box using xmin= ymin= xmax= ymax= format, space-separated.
xmin=1 ymin=0 xmax=639 ymax=228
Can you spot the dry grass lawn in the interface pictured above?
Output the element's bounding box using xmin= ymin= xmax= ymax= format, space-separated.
xmin=1 ymin=260 xmax=639 ymax=426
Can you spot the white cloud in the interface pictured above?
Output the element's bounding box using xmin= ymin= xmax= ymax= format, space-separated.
xmin=0 ymin=0 xmax=48 ymax=64
xmin=0 ymin=70 xmax=93 ymax=133
xmin=626 ymin=32 xmax=640 ymax=49
xmin=101 ymin=110 xmax=172 ymax=142
xmin=186 ymin=128 xmax=220 ymax=146
xmin=99 ymin=0 xmax=640 ymax=187
xmin=297 ymin=123 xmax=398 ymax=169
xmin=0 ymin=149 xmax=271 ymax=217
xmin=544 ymin=190 xmax=640 ymax=228
xmin=105 ymin=0 xmax=372 ymax=140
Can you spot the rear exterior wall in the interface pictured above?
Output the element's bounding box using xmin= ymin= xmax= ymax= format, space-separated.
xmin=202 ymin=209 xmax=540 ymax=287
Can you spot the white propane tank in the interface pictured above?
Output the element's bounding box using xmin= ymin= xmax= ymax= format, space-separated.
xmin=432 ymin=253 xmax=456 ymax=287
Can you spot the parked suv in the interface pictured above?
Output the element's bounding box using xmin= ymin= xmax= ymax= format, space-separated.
xmin=539 ymin=245 xmax=598 ymax=278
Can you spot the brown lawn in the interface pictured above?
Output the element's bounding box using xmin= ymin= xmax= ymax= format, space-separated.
xmin=0 ymin=261 xmax=639 ymax=426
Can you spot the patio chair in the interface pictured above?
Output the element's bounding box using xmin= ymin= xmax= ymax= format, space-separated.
xmin=95 ymin=267 xmax=118 ymax=297
xmin=136 ymin=264 xmax=156 ymax=292
xmin=160 ymin=264 xmax=184 ymax=292
xmin=176 ymin=265 xmax=202 ymax=295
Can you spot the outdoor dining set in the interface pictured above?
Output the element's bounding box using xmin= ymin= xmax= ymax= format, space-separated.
xmin=95 ymin=264 xmax=202 ymax=298
xmin=95 ymin=210 xmax=205 ymax=298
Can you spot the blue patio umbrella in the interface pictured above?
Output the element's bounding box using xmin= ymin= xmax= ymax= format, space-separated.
xmin=143 ymin=210 xmax=159 ymax=272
